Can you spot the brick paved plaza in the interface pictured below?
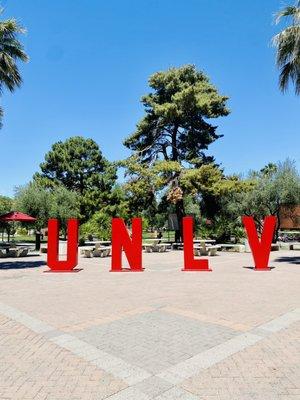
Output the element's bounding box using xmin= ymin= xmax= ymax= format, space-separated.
xmin=0 ymin=250 xmax=299 ymax=399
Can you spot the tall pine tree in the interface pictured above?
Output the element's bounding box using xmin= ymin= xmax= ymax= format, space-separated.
xmin=124 ymin=65 xmax=229 ymax=240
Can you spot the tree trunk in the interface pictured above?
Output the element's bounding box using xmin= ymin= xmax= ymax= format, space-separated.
xmin=171 ymin=125 xmax=179 ymax=161
xmin=171 ymin=123 xmax=184 ymax=242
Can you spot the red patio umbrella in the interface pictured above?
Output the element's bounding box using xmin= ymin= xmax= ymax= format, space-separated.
xmin=0 ymin=211 xmax=37 ymax=222
xmin=0 ymin=211 xmax=37 ymax=242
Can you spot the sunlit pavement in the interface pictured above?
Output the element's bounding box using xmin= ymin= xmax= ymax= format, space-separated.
xmin=0 ymin=250 xmax=299 ymax=399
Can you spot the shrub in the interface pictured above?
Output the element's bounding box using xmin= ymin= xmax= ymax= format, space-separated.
xmin=80 ymin=211 xmax=111 ymax=240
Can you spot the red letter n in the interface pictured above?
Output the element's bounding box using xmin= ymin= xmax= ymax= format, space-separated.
xmin=111 ymin=218 xmax=143 ymax=272
xmin=182 ymin=216 xmax=212 ymax=271
xmin=242 ymin=216 xmax=276 ymax=270
xmin=47 ymin=219 xmax=79 ymax=272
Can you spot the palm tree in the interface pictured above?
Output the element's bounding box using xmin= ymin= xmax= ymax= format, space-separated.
xmin=0 ymin=9 xmax=28 ymax=126
xmin=273 ymin=1 xmax=300 ymax=95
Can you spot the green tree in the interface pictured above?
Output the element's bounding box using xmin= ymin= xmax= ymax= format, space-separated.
xmin=79 ymin=184 xmax=130 ymax=240
xmin=34 ymin=136 xmax=117 ymax=220
xmin=123 ymin=65 xmax=229 ymax=240
xmin=49 ymin=186 xmax=80 ymax=237
xmin=0 ymin=194 xmax=13 ymax=214
xmin=15 ymin=182 xmax=80 ymax=234
xmin=15 ymin=183 xmax=52 ymax=230
xmin=273 ymin=1 xmax=300 ymax=94
xmin=0 ymin=195 xmax=13 ymax=240
xmin=226 ymin=160 xmax=300 ymax=240
xmin=0 ymin=9 xmax=28 ymax=126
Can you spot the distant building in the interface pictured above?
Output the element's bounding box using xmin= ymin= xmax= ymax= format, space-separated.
xmin=279 ymin=205 xmax=300 ymax=230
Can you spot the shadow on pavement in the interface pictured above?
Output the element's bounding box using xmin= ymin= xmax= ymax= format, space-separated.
xmin=274 ymin=256 xmax=300 ymax=265
xmin=0 ymin=260 xmax=46 ymax=270
xmin=243 ymin=266 xmax=275 ymax=270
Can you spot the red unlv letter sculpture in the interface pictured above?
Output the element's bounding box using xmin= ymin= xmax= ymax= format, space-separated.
xmin=111 ymin=217 xmax=143 ymax=272
xmin=46 ymin=215 xmax=277 ymax=273
xmin=47 ymin=219 xmax=79 ymax=272
xmin=242 ymin=215 xmax=276 ymax=270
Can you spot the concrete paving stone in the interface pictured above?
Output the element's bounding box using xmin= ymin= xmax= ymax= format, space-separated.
xmin=74 ymin=310 xmax=239 ymax=373
xmin=0 ymin=250 xmax=299 ymax=399
xmin=154 ymin=387 xmax=199 ymax=399
xmin=105 ymin=386 xmax=151 ymax=399
xmin=134 ymin=376 xmax=174 ymax=398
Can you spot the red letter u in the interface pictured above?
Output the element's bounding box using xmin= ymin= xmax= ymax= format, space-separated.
xmin=47 ymin=219 xmax=79 ymax=272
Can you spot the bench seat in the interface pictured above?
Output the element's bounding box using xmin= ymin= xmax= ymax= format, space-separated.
xmin=219 ymin=244 xmax=245 ymax=253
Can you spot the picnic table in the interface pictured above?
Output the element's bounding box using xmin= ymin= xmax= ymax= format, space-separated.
xmin=172 ymin=239 xmax=216 ymax=250
xmin=219 ymin=244 xmax=245 ymax=253
xmin=194 ymin=241 xmax=220 ymax=256
xmin=80 ymin=243 xmax=112 ymax=258
xmin=142 ymin=238 xmax=170 ymax=253
xmin=85 ymin=240 xmax=111 ymax=247
xmin=0 ymin=243 xmax=30 ymax=258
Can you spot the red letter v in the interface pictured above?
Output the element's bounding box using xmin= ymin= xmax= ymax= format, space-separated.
xmin=242 ymin=216 xmax=276 ymax=270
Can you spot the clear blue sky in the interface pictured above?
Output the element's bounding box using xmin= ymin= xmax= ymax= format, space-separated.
xmin=0 ymin=0 xmax=299 ymax=197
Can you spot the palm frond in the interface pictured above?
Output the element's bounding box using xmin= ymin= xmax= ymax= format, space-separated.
xmin=279 ymin=61 xmax=296 ymax=91
xmin=275 ymin=6 xmax=300 ymax=24
xmin=273 ymin=26 xmax=299 ymax=65
xmin=273 ymin=1 xmax=300 ymax=94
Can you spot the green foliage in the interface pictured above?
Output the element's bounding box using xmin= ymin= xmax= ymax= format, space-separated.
xmin=80 ymin=211 xmax=111 ymax=240
xmin=79 ymin=184 xmax=130 ymax=240
xmin=0 ymin=9 xmax=29 ymax=127
xmin=273 ymin=1 xmax=300 ymax=94
xmin=0 ymin=195 xmax=13 ymax=214
xmin=48 ymin=186 xmax=80 ymax=235
xmin=221 ymin=159 xmax=300 ymax=239
xmin=124 ymin=65 xmax=229 ymax=165
xmin=14 ymin=183 xmax=52 ymax=230
xmin=16 ymin=227 xmax=27 ymax=236
xmin=122 ymin=65 xmax=230 ymax=238
xmin=34 ymin=136 xmax=117 ymax=220
xmin=14 ymin=182 xmax=80 ymax=232
xmin=0 ymin=195 xmax=14 ymax=236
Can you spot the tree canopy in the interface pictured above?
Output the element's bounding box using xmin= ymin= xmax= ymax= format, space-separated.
xmin=123 ymin=65 xmax=230 ymax=239
xmin=124 ymin=65 xmax=229 ymax=165
xmin=15 ymin=182 xmax=80 ymax=233
xmin=222 ymin=159 xmax=300 ymax=240
xmin=34 ymin=136 xmax=117 ymax=220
